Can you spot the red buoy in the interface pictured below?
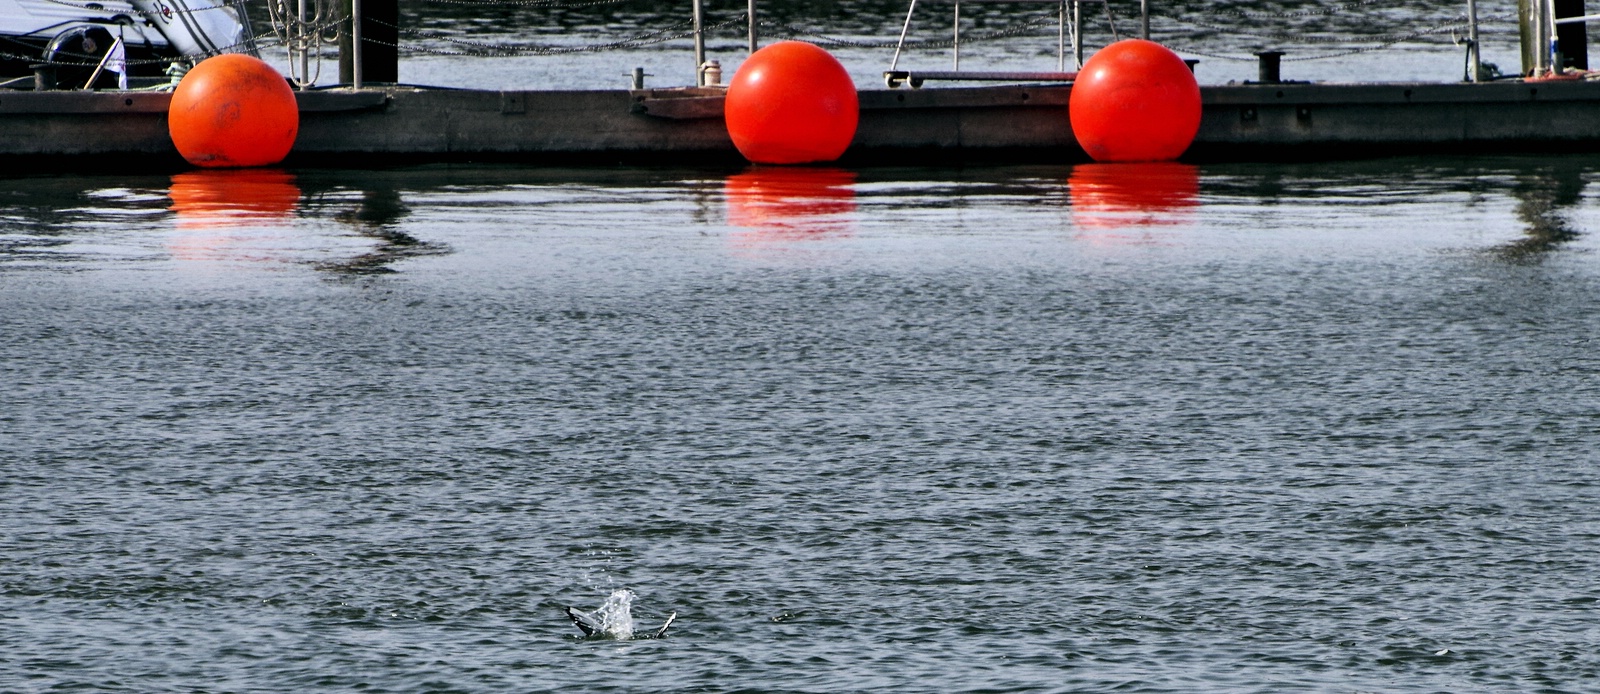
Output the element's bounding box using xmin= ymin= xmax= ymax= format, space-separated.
xmin=168 ymin=54 xmax=299 ymax=168
xmin=1068 ymin=40 xmax=1200 ymax=162
xmin=725 ymin=41 xmax=859 ymax=165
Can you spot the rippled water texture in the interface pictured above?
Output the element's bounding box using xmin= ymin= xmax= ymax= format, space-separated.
xmin=3 ymin=158 xmax=1600 ymax=692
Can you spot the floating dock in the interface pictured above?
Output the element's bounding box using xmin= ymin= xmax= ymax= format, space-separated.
xmin=6 ymin=79 xmax=1600 ymax=168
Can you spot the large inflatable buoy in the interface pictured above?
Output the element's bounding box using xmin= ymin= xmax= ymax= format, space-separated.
xmin=724 ymin=41 xmax=859 ymax=165
xmin=1068 ymin=40 xmax=1201 ymax=162
xmin=168 ymin=54 xmax=299 ymax=168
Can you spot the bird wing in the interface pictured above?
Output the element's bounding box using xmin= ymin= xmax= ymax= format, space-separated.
xmin=650 ymin=612 xmax=677 ymax=639
xmin=566 ymin=606 xmax=602 ymax=637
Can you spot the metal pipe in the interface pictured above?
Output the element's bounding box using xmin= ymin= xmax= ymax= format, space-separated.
xmin=1076 ymin=1 xmax=1085 ymax=67
xmin=890 ymin=0 xmax=918 ymax=71
xmin=352 ymin=0 xmax=363 ymax=89
xmin=953 ymin=0 xmax=960 ymax=70
xmin=748 ymin=0 xmax=757 ymax=53
xmin=1536 ymin=0 xmax=1548 ymax=73
xmin=693 ymin=0 xmax=705 ymax=84
xmin=298 ymin=0 xmax=309 ymax=88
xmin=1140 ymin=0 xmax=1148 ymax=40
xmin=1466 ymin=0 xmax=1480 ymax=81
xmin=1058 ymin=0 xmax=1065 ymax=71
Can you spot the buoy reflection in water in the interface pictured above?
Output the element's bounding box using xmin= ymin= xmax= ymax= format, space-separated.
xmin=1068 ymin=162 xmax=1200 ymax=236
xmin=166 ymin=169 xmax=302 ymax=265
xmin=724 ymin=167 xmax=858 ymax=252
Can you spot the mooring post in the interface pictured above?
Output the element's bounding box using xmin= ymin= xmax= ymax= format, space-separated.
xmin=1073 ymin=0 xmax=1084 ymax=68
xmin=298 ymin=0 xmax=309 ymax=88
xmin=1466 ymin=0 xmax=1481 ymax=81
xmin=693 ymin=0 xmax=706 ymax=85
xmin=954 ymin=0 xmax=961 ymax=70
xmin=1555 ymin=0 xmax=1588 ymax=69
xmin=1255 ymin=51 xmax=1283 ymax=83
xmin=352 ymin=0 xmax=362 ymax=89
xmin=1058 ymin=0 xmax=1066 ymax=71
xmin=748 ymin=0 xmax=757 ymax=54
xmin=340 ymin=0 xmax=396 ymax=85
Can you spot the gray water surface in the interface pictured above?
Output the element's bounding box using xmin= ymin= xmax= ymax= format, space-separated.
xmin=3 ymin=159 xmax=1600 ymax=692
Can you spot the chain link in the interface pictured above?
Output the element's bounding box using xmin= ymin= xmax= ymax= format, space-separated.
xmin=762 ymin=15 xmax=1057 ymax=50
xmin=1187 ymin=0 xmax=1388 ymax=21
xmin=421 ymin=0 xmax=632 ymax=7
xmin=1164 ymin=12 xmax=1515 ymax=62
xmin=361 ymin=14 xmax=745 ymax=57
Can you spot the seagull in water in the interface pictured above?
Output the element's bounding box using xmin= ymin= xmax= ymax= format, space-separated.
xmin=565 ymin=589 xmax=676 ymax=640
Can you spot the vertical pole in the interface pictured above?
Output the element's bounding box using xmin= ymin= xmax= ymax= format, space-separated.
xmin=352 ymin=0 xmax=363 ymax=89
xmin=693 ymin=0 xmax=705 ymax=85
xmin=954 ymin=1 xmax=960 ymax=70
xmin=1466 ymin=0 xmax=1481 ymax=81
xmin=1058 ymin=0 xmax=1066 ymax=71
xmin=890 ymin=0 xmax=918 ymax=70
xmin=748 ymin=0 xmax=757 ymax=54
xmin=1540 ymin=0 xmax=1552 ymax=72
xmin=1072 ymin=0 xmax=1083 ymax=68
xmin=1140 ymin=0 xmax=1149 ymax=40
xmin=298 ymin=0 xmax=309 ymax=88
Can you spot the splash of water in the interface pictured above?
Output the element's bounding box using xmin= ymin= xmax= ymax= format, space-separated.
xmin=589 ymin=589 xmax=636 ymax=640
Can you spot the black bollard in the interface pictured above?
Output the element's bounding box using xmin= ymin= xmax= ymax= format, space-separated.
xmin=1556 ymin=0 xmax=1589 ymax=70
xmin=1255 ymin=51 xmax=1284 ymax=83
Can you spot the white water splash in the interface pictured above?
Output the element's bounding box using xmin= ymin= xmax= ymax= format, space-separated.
xmin=586 ymin=589 xmax=637 ymax=640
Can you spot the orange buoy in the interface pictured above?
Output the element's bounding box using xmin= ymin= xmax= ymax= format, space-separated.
xmin=724 ymin=41 xmax=859 ymax=165
xmin=168 ymin=54 xmax=299 ymax=168
xmin=1068 ymin=40 xmax=1201 ymax=162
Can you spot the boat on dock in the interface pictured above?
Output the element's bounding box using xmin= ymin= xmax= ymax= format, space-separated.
xmin=0 ymin=0 xmax=254 ymax=90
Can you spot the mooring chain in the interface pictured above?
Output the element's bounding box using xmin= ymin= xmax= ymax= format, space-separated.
xmin=360 ymin=14 xmax=748 ymax=57
xmin=1164 ymin=11 xmax=1516 ymax=62
xmin=1156 ymin=10 xmax=1508 ymax=46
xmin=421 ymin=0 xmax=633 ymax=7
xmin=763 ymin=15 xmax=1058 ymax=50
xmin=1191 ymin=0 xmax=1389 ymax=21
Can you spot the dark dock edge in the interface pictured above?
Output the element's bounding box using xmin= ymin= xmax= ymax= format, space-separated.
xmin=6 ymin=79 xmax=1600 ymax=171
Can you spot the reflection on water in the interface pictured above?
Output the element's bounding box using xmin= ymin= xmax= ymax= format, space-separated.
xmin=168 ymin=169 xmax=301 ymax=229
xmin=724 ymin=167 xmax=857 ymax=255
xmin=322 ymin=185 xmax=444 ymax=276
xmin=1067 ymin=162 xmax=1200 ymax=236
xmin=1501 ymin=164 xmax=1586 ymax=263
xmin=165 ymin=169 xmax=304 ymax=266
